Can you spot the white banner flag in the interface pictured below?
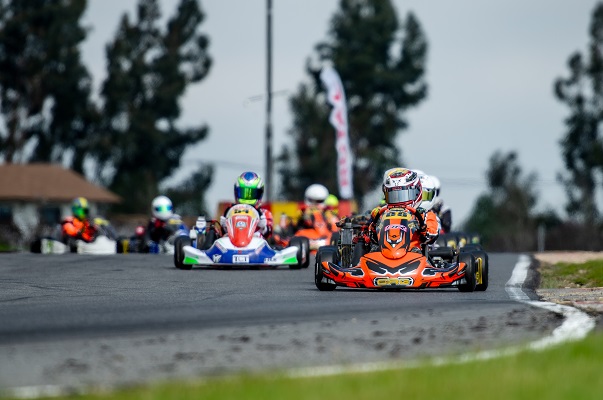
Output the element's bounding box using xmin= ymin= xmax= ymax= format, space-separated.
xmin=320 ymin=66 xmax=354 ymax=199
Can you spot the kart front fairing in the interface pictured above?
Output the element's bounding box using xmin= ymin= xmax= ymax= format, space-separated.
xmin=322 ymin=251 xmax=467 ymax=289
xmin=320 ymin=208 xmax=468 ymax=289
xmin=182 ymin=235 xmax=299 ymax=267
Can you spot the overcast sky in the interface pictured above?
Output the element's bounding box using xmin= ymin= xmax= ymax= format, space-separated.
xmin=82 ymin=1 xmax=601 ymax=225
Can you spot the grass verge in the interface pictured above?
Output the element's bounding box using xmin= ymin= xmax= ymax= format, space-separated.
xmin=28 ymin=332 xmax=603 ymax=400
xmin=539 ymin=259 xmax=603 ymax=288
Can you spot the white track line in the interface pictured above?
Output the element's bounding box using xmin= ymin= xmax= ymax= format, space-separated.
xmin=290 ymin=253 xmax=597 ymax=378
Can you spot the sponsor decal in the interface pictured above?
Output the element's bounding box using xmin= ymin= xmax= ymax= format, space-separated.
xmin=233 ymin=254 xmax=249 ymax=263
xmin=385 ymin=224 xmax=407 ymax=232
xmin=374 ymin=277 xmax=414 ymax=287
xmin=264 ymin=257 xmax=277 ymax=263
xmin=212 ymin=254 xmax=221 ymax=262
xmin=236 ymin=221 xmax=247 ymax=228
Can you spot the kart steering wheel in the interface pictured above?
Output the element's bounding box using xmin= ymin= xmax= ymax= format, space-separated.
xmin=407 ymin=207 xmax=426 ymax=232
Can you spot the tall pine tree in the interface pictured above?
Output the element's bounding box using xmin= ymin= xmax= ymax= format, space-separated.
xmin=554 ymin=2 xmax=603 ymax=225
xmin=97 ymin=0 xmax=212 ymax=213
xmin=464 ymin=151 xmax=538 ymax=251
xmin=278 ymin=0 xmax=428 ymax=208
xmin=0 ymin=0 xmax=96 ymax=173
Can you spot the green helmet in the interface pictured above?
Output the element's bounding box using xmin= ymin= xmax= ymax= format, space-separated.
xmin=72 ymin=197 xmax=90 ymax=220
xmin=234 ymin=171 xmax=264 ymax=206
xmin=325 ymin=194 xmax=339 ymax=208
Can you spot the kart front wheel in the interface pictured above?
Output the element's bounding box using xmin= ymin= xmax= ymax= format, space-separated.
xmin=288 ymin=237 xmax=310 ymax=269
xmin=174 ymin=236 xmax=192 ymax=270
xmin=315 ymin=246 xmax=338 ymax=291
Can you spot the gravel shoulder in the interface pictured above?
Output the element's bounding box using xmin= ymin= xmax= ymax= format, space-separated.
xmin=532 ymin=251 xmax=603 ymax=316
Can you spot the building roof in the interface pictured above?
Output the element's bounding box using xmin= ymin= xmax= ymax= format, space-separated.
xmin=0 ymin=163 xmax=121 ymax=203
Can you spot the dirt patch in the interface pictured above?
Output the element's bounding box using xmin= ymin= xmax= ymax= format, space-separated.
xmin=532 ymin=251 xmax=603 ymax=265
xmin=532 ymin=251 xmax=603 ymax=316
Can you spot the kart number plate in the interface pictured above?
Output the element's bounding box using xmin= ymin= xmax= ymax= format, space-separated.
xmin=233 ymin=255 xmax=249 ymax=263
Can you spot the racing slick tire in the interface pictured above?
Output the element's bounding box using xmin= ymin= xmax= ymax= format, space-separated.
xmin=330 ymin=232 xmax=340 ymax=246
xmin=315 ymin=246 xmax=338 ymax=291
xmin=174 ymin=236 xmax=192 ymax=270
xmin=457 ymin=252 xmax=477 ymax=292
xmin=472 ymin=249 xmax=489 ymax=291
xmin=289 ymin=237 xmax=310 ymax=269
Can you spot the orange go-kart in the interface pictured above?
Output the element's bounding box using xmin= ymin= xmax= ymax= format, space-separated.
xmin=314 ymin=207 xmax=488 ymax=292
xmin=272 ymin=208 xmax=333 ymax=253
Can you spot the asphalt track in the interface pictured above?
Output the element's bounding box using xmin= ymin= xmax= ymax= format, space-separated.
xmin=0 ymin=252 xmax=562 ymax=392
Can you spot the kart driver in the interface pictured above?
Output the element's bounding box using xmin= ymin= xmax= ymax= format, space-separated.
xmin=430 ymin=176 xmax=452 ymax=234
xmin=324 ymin=194 xmax=340 ymax=231
xmin=296 ymin=183 xmax=333 ymax=231
xmin=220 ymin=171 xmax=273 ymax=239
xmin=61 ymin=197 xmax=97 ymax=243
xmin=144 ymin=195 xmax=182 ymax=248
xmin=362 ymin=168 xmax=439 ymax=253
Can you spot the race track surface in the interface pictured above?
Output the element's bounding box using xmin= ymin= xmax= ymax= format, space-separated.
xmin=0 ymin=252 xmax=561 ymax=390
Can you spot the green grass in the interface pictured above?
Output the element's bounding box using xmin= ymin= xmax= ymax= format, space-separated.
xmin=539 ymin=259 xmax=603 ymax=288
xmin=25 ymin=332 xmax=602 ymax=400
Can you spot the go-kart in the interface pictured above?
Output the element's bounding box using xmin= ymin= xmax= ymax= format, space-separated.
xmin=272 ymin=208 xmax=333 ymax=253
xmin=116 ymin=216 xmax=189 ymax=254
xmin=314 ymin=207 xmax=488 ymax=292
xmin=30 ymin=217 xmax=119 ymax=255
xmin=173 ymin=204 xmax=310 ymax=270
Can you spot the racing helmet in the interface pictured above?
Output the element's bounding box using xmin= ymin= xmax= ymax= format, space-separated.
xmin=325 ymin=194 xmax=339 ymax=210
xmin=72 ymin=197 xmax=90 ymax=220
xmin=304 ymin=184 xmax=329 ymax=206
xmin=152 ymin=195 xmax=173 ymax=221
xmin=235 ymin=171 xmax=264 ymax=206
xmin=418 ymin=174 xmax=437 ymax=211
xmin=382 ymin=168 xmax=422 ymax=208
xmin=431 ymin=175 xmax=441 ymax=197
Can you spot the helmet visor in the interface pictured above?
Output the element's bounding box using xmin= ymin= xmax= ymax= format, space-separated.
xmin=422 ymin=188 xmax=435 ymax=202
xmin=384 ymin=186 xmax=421 ymax=205
xmin=74 ymin=207 xmax=89 ymax=220
xmin=154 ymin=204 xmax=173 ymax=214
xmin=235 ymin=186 xmax=263 ymax=203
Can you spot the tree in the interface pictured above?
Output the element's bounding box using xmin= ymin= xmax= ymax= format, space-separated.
xmin=97 ymin=0 xmax=212 ymax=213
xmin=464 ymin=151 xmax=539 ymax=251
xmin=554 ymin=2 xmax=603 ymax=225
xmin=165 ymin=164 xmax=213 ymax=217
xmin=278 ymin=0 xmax=428 ymax=207
xmin=0 ymin=0 xmax=97 ymax=173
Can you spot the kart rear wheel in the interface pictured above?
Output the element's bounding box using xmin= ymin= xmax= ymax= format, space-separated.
xmin=315 ymin=246 xmax=338 ymax=291
xmin=330 ymin=232 xmax=340 ymax=246
xmin=174 ymin=236 xmax=192 ymax=270
xmin=458 ymin=252 xmax=476 ymax=292
xmin=289 ymin=237 xmax=310 ymax=269
xmin=472 ymin=250 xmax=489 ymax=291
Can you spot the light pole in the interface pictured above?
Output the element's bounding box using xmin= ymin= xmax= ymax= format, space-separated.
xmin=265 ymin=0 xmax=273 ymax=202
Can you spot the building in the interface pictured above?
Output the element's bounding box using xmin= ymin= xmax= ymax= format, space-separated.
xmin=0 ymin=163 xmax=120 ymax=241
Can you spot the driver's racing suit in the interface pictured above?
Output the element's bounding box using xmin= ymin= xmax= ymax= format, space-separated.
xmin=220 ymin=203 xmax=273 ymax=240
xmin=364 ymin=205 xmax=440 ymax=252
xmin=61 ymin=216 xmax=97 ymax=243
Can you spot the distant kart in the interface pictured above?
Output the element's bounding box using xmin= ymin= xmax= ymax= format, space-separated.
xmin=272 ymin=208 xmax=332 ymax=253
xmin=30 ymin=217 xmax=118 ymax=255
xmin=315 ymin=208 xmax=488 ymax=292
xmin=117 ymin=216 xmax=189 ymax=254
xmin=173 ymin=203 xmax=310 ymax=270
